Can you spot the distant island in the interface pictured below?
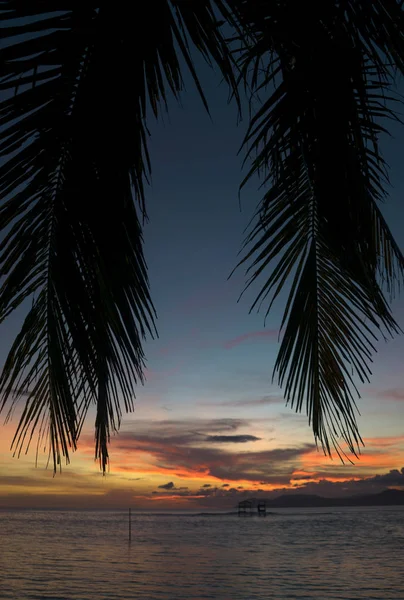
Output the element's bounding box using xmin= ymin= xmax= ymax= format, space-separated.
xmin=239 ymin=488 xmax=404 ymax=509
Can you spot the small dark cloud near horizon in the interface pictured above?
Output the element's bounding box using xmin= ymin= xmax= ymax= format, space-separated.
xmin=157 ymin=482 xmax=190 ymax=493
xmin=202 ymin=484 xmax=211 ymax=488
xmin=222 ymin=483 xmax=229 ymax=487
xmin=196 ymin=485 xmax=219 ymax=497
xmin=158 ymin=482 xmax=175 ymax=490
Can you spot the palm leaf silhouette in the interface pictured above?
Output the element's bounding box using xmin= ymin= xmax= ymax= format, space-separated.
xmin=232 ymin=0 xmax=404 ymax=458
xmin=0 ymin=2 xmax=238 ymax=472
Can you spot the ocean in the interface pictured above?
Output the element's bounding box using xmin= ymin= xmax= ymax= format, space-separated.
xmin=1 ymin=506 xmax=403 ymax=600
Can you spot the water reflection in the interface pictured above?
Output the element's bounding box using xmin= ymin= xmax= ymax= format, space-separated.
xmin=1 ymin=507 xmax=403 ymax=599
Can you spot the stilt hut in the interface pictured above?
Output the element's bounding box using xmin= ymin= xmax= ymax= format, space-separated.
xmin=238 ymin=499 xmax=253 ymax=516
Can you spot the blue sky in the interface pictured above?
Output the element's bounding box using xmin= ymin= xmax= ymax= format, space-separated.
xmin=135 ymin=61 xmax=404 ymax=420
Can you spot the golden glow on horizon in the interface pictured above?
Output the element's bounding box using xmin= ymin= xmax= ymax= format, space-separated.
xmin=1 ymin=418 xmax=403 ymax=509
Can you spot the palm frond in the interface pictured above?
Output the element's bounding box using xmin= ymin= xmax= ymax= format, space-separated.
xmin=0 ymin=2 xmax=238 ymax=471
xmin=233 ymin=0 xmax=404 ymax=458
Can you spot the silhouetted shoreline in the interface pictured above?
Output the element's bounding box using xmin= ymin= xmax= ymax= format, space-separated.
xmin=195 ymin=488 xmax=404 ymax=515
xmin=237 ymin=488 xmax=404 ymax=510
xmin=1 ymin=488 xmax=403 ymax=513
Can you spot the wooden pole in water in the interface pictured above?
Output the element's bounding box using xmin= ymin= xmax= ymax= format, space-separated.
xmin=129 ymin=507 xmax=132 ymax=542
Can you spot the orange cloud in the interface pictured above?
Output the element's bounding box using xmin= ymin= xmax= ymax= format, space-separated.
xmin=301 ymin=435 xmax=404 ymax=477
xmin=2 ymin=411 xmax=404 ymax=510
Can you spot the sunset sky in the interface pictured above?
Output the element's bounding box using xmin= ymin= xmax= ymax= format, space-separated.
xmin=1 ymin=59 xmax=404 ymax=511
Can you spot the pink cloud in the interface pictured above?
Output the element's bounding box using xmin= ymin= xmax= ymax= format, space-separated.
xmin=374 ymin=389 xmax=404 ymax=402
xmin=364 ymin=435 xmax=404 ymax=448
xmin=223 ymin=330 xmax=278 ymax=349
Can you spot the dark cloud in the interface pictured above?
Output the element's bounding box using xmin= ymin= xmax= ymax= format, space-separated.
xmin=197 ymin=486 xmax=215 ymax=494
xmin=109 ymin=421 xmax=316 ymax=485
xmin=156 ymin=482 xmax=190 ymax=493
xmin=222 ymin=483 xmax=229 ymax=487
xmin=205 ymin=435 xmax=261 ymax=443
xmin=271 ymin=468 xmax=404 ymax=499
xmin=88 ymin=417 xmax=385 ymax=491
xmin=115 ymin=418 xmax=252 ymax=447
xmin=113 ymin=418 xmax=315 ymax=485
xmin=368 ymin=468 xmax=404 ymax=485
xmin=152 ymin=467 xmax=404 ymax=510
xmin=154 ymin=487 xmax=195 ymax=497
xmin=104 ymin=419 xmax=259 ymax=465
xmin=158 ymin=482 xmax=175 ymax=490
xmin=202 ymin=484 xmax=211 ymax=488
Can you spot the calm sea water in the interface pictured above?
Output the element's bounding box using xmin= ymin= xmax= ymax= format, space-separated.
xmin=1 ymin=506 xmax=403 ymax=600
